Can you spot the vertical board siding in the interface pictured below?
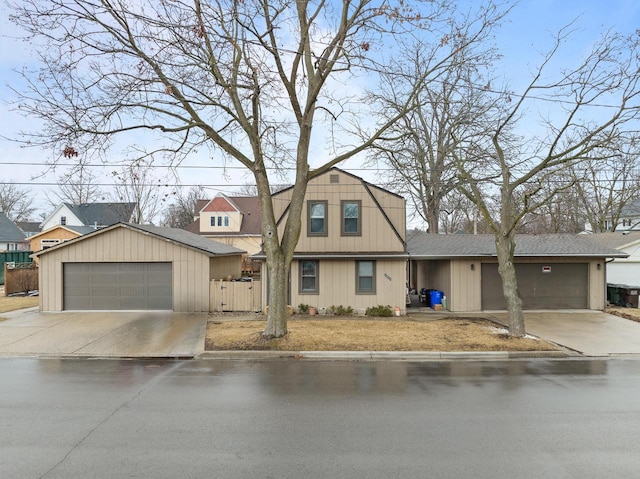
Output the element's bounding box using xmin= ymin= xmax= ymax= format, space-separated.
xmin=38 ymin=227 xmax=237 ymax=312
xmin=273 ymin=170 xmax=406 ymax=254
xmin=210 ymin=280 xmax=261 ymax=312
xmin=289 ymin=259 xmax=406 ymax=314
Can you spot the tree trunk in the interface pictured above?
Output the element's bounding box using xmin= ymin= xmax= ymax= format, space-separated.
xmin=263 ymin=248 xmax=288 ymax=338
xmin=495 ymin=234 xmax=526 ymax=337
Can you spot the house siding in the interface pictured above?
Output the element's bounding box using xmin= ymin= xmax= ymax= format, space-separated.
xmin=204 ymin=235 xmax=262 ymax=256
xmin=209 ymin=255 xmax=242 ymax=280
xmin=38 ymin=227 xmax=213 ymax=312
xmin=286 ymin=258 xmax=407 ymax=314
xmin=200 ymin=211 xmax=244 ymax=233
xmin=30 ymin=228 xmax=82 ymax=255
xmin=430 ymin=257 xmax=606 ymax=312
xmin=273 ymin=170 xmax=405 ymax=253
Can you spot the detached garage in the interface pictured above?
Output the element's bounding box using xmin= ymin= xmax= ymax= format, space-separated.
xmin=407 ymin=233 xmax=627 ymax=312
xmin=33 ymin=223 xmax=245 ymax=312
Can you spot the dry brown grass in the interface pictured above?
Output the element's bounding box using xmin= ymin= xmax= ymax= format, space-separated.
xmin=607 ymin=307 xmax=640 ymax=324
xmin=0 ymin=295 xmax=39 ymax=314
xmin=205 ymin=317 xmax=558 ymax=352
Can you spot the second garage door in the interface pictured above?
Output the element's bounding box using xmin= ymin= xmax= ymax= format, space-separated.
xmin=481 ymin=263 xmax=588 ymax=310
xmin=64 ymin=262 xmax=172 ymax=310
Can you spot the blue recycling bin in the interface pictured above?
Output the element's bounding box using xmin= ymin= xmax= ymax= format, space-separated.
xmin=430 ymin=290 xmax=443 ymax=307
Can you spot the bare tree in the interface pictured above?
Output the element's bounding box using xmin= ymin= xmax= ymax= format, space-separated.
xmin=111 ymin=160 xmax=167 ymax=224
xmin=455 ymin=28 xmax=640 ymax=336
xmin=45 ymin=167 xmax=104 ymax=207
xmin=570 ymin=142 xmax=640 ymax=233
xmin=9 ymin=0 xmax=504 ymax=337
xmin=0 ymin=183 xmax=37 ymax=221
xmin=368 ymin=8 xmax=506 ymax=233
xmin=161 ymin=185 xmax=206 ymax=229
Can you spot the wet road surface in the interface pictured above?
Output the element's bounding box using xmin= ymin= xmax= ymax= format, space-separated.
xmin=2 ymin=358 xmax=640 ymax=478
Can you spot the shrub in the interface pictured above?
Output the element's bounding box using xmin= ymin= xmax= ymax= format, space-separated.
xmin=297 ymin=303 xmax=309 ymax=314
xmin=328 ymin=305 xmax=354 ymax=315
xmin=365 ymin=305 xmax=393 ymax=317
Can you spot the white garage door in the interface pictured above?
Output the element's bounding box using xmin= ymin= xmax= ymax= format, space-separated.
xmin=64 ymin=262 xmax=172 ymax=310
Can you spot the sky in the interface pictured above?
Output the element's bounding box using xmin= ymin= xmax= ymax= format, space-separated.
xmin=0 ymin=0 xmax=639 ymax=222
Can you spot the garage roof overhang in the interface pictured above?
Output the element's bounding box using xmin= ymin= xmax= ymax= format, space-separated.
xmin=31 ymin=222 xmax=247 ymax=259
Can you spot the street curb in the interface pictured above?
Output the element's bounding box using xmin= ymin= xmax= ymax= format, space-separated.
xmin=198 ymin=350 xmax=571 ymax=361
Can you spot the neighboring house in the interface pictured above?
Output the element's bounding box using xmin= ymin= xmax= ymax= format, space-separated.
xmin=16 ymin=221 xmax=42 ymax=238
xmin=28 ymin=225 xmax=97 ymax=263
xmin=185 ymin=194 xmax=262 ymax=256
xmin=256 ymin=168 xmax=408 ymax=314
xmin=407 ymin=233 xmax=626 ymax=312
xmin=584 ymin=199 xmax=640 ymax=232
xmin=588 ymin=232 xmax=640 ymax=286
xmin=40 ymin=202 xmax=136 ymax=231
xmin=0 ymin=212 xmax=29 ymax=251
xmin=32 ymin=223 xmax=245 ymax=312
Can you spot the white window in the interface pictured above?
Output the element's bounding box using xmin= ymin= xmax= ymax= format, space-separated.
xmin=41 ymin=239 xmax=61 ymax=249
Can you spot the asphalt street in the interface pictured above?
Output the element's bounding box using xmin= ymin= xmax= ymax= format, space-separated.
xmin=2 ymin=358 xmax=640 ymax=478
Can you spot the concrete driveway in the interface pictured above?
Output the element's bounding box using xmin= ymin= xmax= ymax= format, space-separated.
xmin=488 ymin=311 xmax=640 ymax=357
xmin=0 ymin=308 xmax=207 ymax=358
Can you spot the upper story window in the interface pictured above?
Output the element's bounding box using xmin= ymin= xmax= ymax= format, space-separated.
xmin=41 ymin=239 xmax=61 ymax=249
xmin=308 ymin=201 xmax=328 ymax=236
xmin=210 ymin=215 xmax=230 ymax=227
xmin=356 ymin=260 xmax=375 ymax=294
xmin=341 ymin=200 xmax=361 ymax=236
xmin=60 ymin=216 xmax=67 ymax=226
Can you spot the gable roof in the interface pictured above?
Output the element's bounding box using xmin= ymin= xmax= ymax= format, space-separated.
xmin=66 ymin=202 xmax=136 ymax=226
xmin=0 ymin=212 xmax=27 ymax=243
xmin=271 ymin=167 xmax=404 ymax=200
xmin=185 ymin=195 xmax=261 ymax=236
xmin=587 ymin=231 xmax=640 ymax=250
xmin=32 ymin=222 xmax=246 ymax=258
xmin=202 ymin=194 xmax=239 ymax=213
xmin=619 ymin=199 xmax=640 ymax=217
xmin=406 ymin=233 xmax=627 ymax=259
xmin=16 ymin=221 xmax=42 ymax=234
xmin=28 ymin=224 xmax=98 ymax=241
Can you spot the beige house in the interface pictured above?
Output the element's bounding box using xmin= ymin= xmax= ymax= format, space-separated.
xmin=257 ymin=168 xmax=408 ymax=314
xmin=33 ymin=223 xmax=245 ymax=312
xmin=185 ymin=194 xmax=262 ymax=273
xmin=407 ymin=233 xmax=626 ymax=312
xmin=28 ymin=225 xmax=97 ymax=263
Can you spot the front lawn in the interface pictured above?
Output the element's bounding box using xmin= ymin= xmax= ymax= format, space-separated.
xmin=0 ymin=294 xmax=39 ymax=314
xmin=205 ymin=317 xmax=558 ymax=352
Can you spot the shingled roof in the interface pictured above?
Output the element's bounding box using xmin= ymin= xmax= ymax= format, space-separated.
xmin=587 ymin=231 xmax=640 ymax=250
xmin=406 ymin=233 xmax=627 ymax=258
xmin=0 ymin=212 xmax=27 ymax=243
xmin=33 ymin=223 xmax=246 ymax=258
xmin=184 ymin=196 xmax=261 ymax=236
xmin=65 ymin=202 xmax=136 ymax=227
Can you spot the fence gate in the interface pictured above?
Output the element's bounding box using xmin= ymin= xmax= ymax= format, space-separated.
xmin=210 ymin=280 xmax=261 ymax=312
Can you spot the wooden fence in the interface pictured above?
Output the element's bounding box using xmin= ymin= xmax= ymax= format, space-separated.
xmin=4 ymin=262 xmax=38 ymax=296
xmin=0 ymin=251 xmax=33 ymax=284
xmin=210 ymin=279 xmax=262 ymax=312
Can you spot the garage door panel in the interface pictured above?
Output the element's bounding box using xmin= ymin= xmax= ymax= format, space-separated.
xmin=64 ymin=263 xmax=172 ymax=310
xmin=481 ymin=263 xmax=588 ymax=310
